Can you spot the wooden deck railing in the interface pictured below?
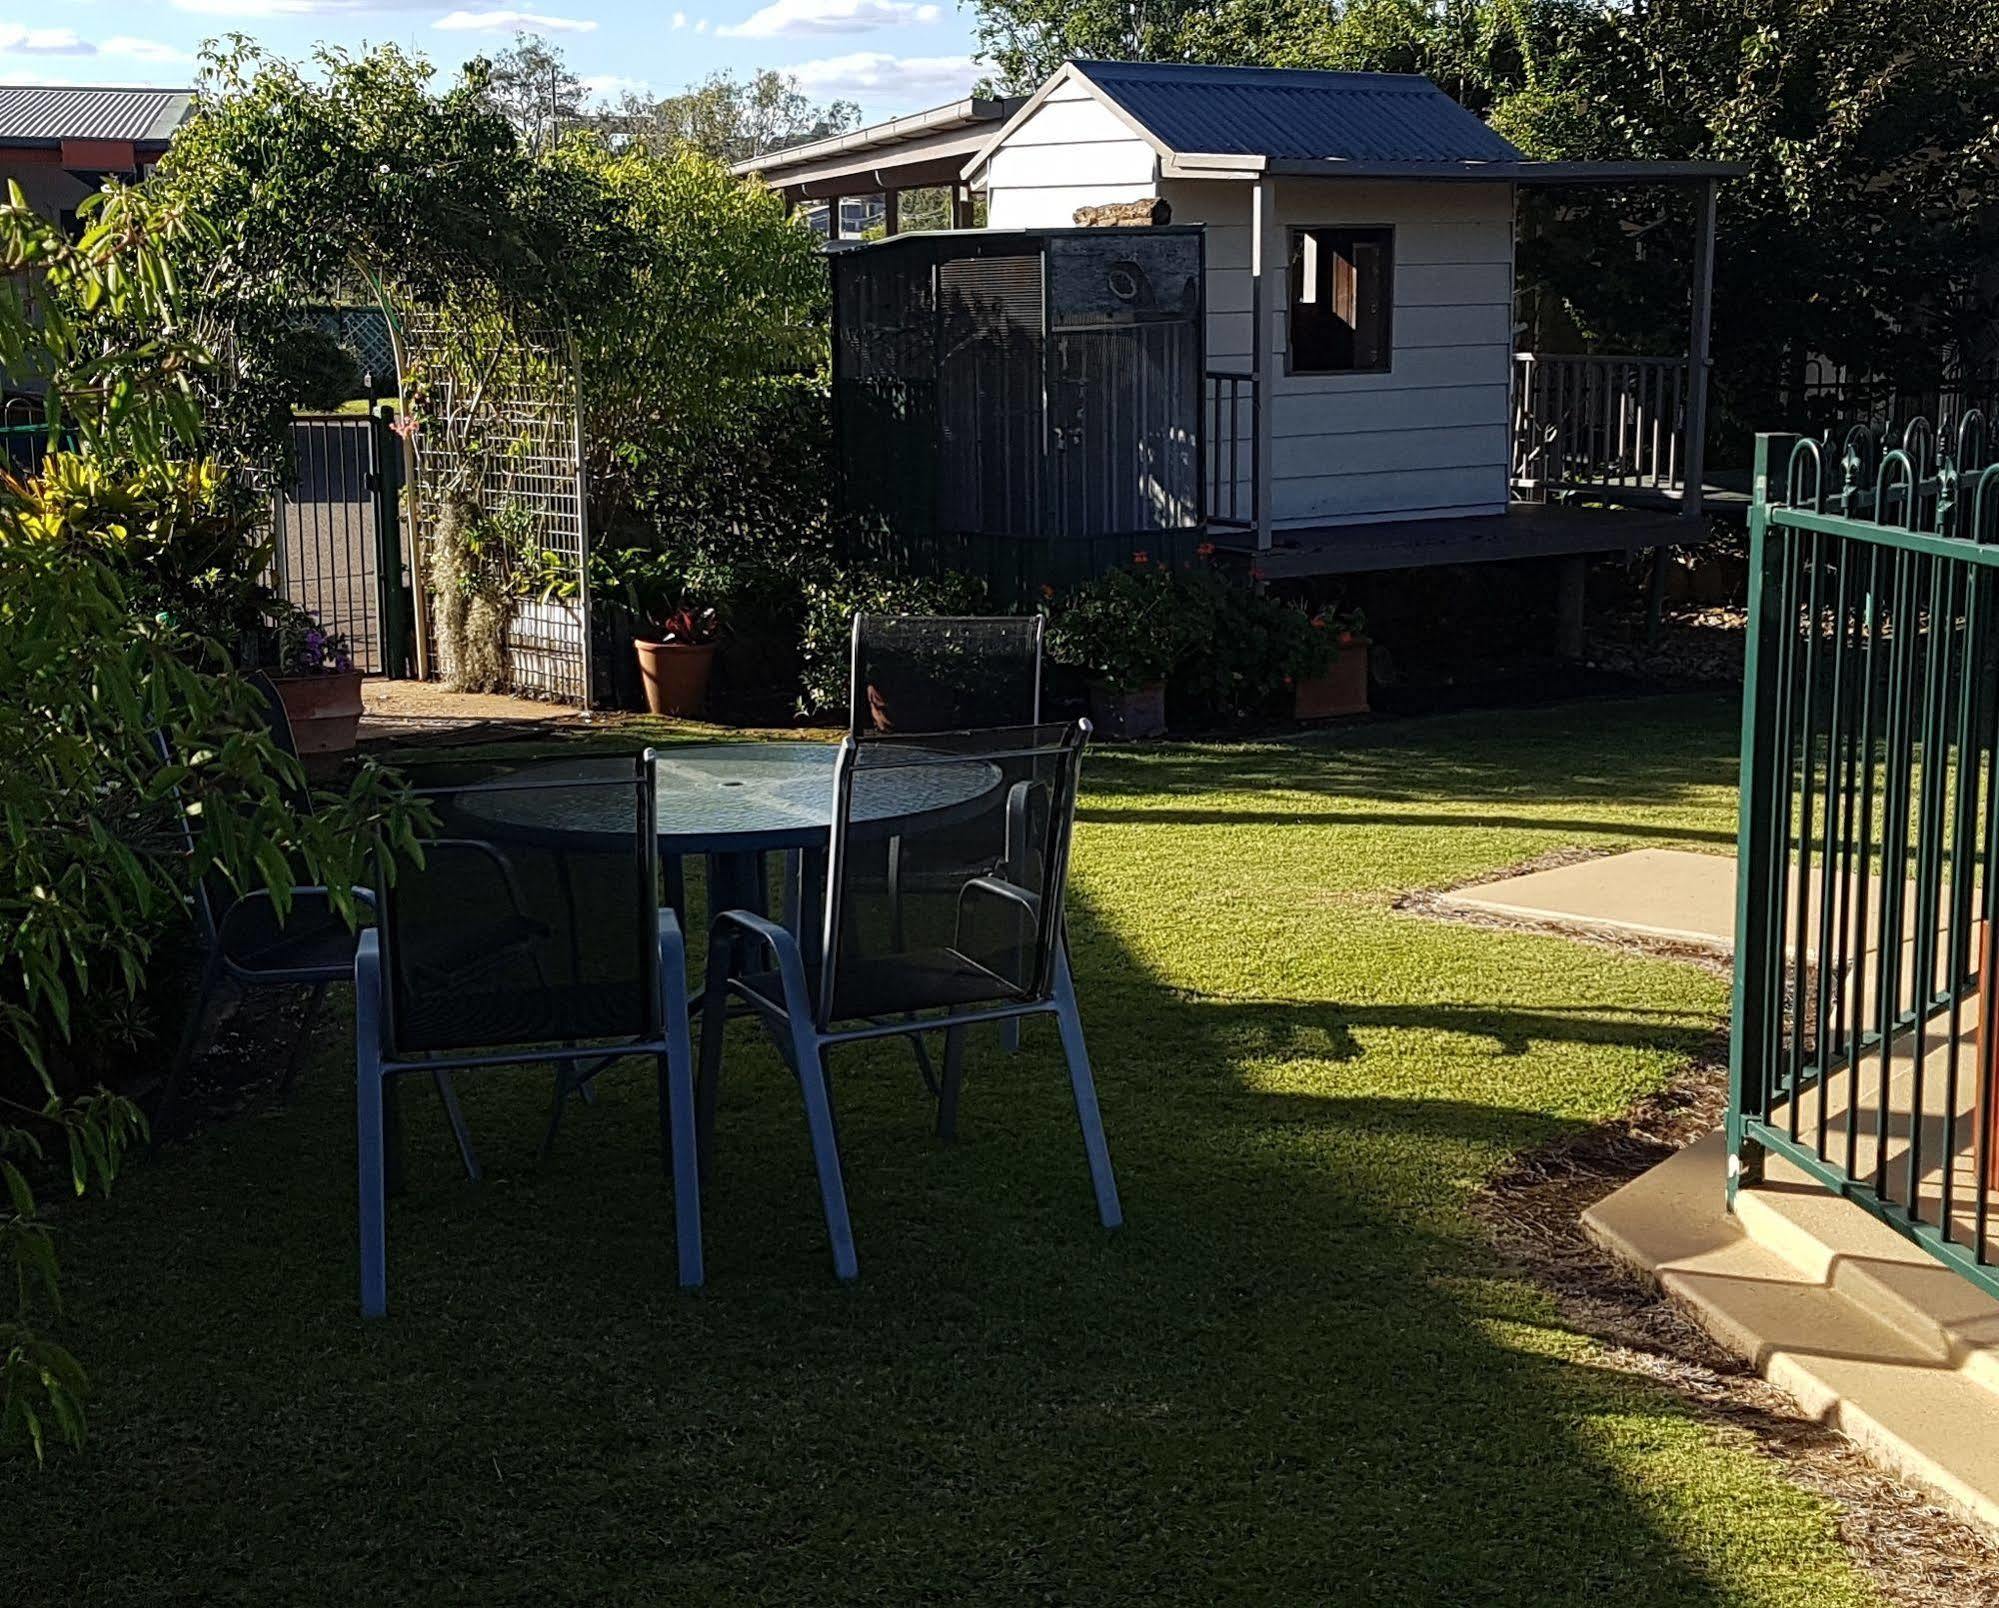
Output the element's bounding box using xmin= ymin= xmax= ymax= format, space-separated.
xmin=1512 ymin=352 xmax=1690 ymax=504
xmin=1204 ymin=367 xmax=1256 ymax=531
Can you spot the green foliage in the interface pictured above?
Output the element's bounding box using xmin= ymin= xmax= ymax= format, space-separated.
xmin=1044 ymin=563 xmax=1187 ymax=694
xmin=557 ymin=140 xmax=827 ymax=526
xmin=0 ymin=173 xmax=428 ymax=1463
xmin=1170 ymin=570 xmax=1337 ymax=722
xmin=600 ymin=66 xmax=861 ymax=164
xmin=797 ymin=566 xmax=992 ymax=716
xmin=278 ymin=326 xmax=367 ymax=412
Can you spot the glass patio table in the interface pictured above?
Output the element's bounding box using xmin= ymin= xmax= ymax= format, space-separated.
xmin=451 ymin=739 xmax=1002 ymax=955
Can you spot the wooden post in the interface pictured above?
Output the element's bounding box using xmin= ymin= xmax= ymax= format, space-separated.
xmin=883 ymin=190 xmax=900 ymax=237
xmin=951 ymin=184 xmax=973 ymax=230
xmin=1250 ymin=177 xmax=1277 ymax=552
xmin=1556 ymin=555 xmax=1587 ymax=659
xmin=1682 ymin=178 xmax=1718 ymax=525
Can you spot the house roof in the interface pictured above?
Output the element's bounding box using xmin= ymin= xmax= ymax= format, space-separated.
xmin=732 ymin=94 xmax=1027 ymax=198
xmin=0 ymin=85 xmax=194 ymax=149
xmin=1061 ymin=60 xmax=1524 ymax=166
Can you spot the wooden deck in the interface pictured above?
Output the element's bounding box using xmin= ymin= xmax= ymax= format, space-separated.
xmin=1212 ymin=499 xmax=1733 ymax=580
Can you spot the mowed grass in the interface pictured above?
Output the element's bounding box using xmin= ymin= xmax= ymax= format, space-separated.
xmin=5 ymin=693 xmax=1880 ymax=1605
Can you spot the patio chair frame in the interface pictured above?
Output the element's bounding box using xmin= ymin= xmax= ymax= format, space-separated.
xmin=354 ymin=751 xmax=703 ymax=1316
xmin=697 ymin=722 xmax=1120 ymax=1281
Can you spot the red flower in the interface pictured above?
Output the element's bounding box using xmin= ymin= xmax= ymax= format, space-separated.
xmin=1131 ymin=549 xmax=1149 ymax=565
xmin=1040 ymin=583 xmax=1055 ymax=599
xmin=1249 ymin=566 xmax=1266 ymax=582
xmin=1195 ymin=541 xmax=1215 ymax=559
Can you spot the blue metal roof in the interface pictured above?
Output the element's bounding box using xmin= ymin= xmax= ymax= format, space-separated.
xmin=1070 ymin=60 xmax=1522 ymax=165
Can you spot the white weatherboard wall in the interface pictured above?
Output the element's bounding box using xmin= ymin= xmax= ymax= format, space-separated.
xmin=983 ymin=80 xmax=1160 ymax=229
xmin=1163 ymin=177 xmax=1516 ymax=529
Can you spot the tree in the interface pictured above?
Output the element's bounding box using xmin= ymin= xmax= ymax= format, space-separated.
xmin=0 ymin=182 xmax=429 ymax=1460
xmin=481 ymin=31 xmax=587 ymax=154
xmin=605 ymin=69 xmax=861 ymax=165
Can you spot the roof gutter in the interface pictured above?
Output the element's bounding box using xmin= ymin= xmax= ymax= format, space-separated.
xmin=733 ymin=96 xmax=1018 ymax=180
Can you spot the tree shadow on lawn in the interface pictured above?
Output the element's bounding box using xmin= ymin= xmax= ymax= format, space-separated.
xmin=1 ymin=896 xmax=1848 ymax=1606
xmin=1081 ymin=693 xmax=1740 ymax=835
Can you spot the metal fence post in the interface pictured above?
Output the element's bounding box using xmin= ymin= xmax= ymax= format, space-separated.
xmin=370 ymin=403 xmax=408 ymax=680
xmin=1727 ymin=431 xmax=1798 ymax=1206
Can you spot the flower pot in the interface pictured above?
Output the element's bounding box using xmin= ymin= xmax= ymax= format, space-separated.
xmin=1087 ymin=680 xmax=1167 ymax=740
xmin=1294 ymin=642 xmax=1369 ymax=720
xmin=272 ymin=667 xmax=364 ymax=777
xmin=634 ymin=638 xmax=717 ymax=719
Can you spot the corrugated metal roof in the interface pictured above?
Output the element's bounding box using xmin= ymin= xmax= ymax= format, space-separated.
xmin=1071 ymin=60 xmax=1522 ymax=165
xmin=0 ymin=85 xmax=194 ymax=145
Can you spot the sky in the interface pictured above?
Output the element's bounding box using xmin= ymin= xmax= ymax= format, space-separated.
xmin=1 ymin=0 xmax=986 ymax=115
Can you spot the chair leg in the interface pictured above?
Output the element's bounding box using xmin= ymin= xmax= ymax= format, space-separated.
xmin=696 ymin=941 xmax=732 ymax=1183
xmin=787 ymin=1026 xmax=857 ymax=1281
xmin=1051 ymin=947 xmax=1122 ymax=1231
xmin=152 ymin=949 xmax=224 ymax=1149
xmin=937 ymin=1024 xmax=969 ymax=1141
xmin=433 ymin=1072 xmax=480 ymax=1184
xmin=277 ymin=981 xmax=329 ymax=1096
xmin=999 ymin=1018 xmax=1022 ymax=1056
xmin=356 ymin=956 xmax=389 ymax=1319
xmin=658 ymin=1051 xmax=705 ymax=1288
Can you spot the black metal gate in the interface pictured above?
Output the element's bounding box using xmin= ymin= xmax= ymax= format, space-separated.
xmin=270 ymin=412 xmax=406 ymax=676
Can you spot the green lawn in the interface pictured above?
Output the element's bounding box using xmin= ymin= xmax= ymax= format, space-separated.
xmin=6 ymin=694 xmax=1881 ymax=1605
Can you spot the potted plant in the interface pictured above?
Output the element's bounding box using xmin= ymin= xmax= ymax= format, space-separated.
xmin=1047 ymin=563 xmax=1184 ymax=739
xmin=266 ymin=603 xmax=363 ymax=773
xmin=634 ymin=604 xmax=721 ymax=718
xmin=593 ymin=545 xmax=723 ymax=718
xmin=1293 ymin=607 xmax=1370 ymax=720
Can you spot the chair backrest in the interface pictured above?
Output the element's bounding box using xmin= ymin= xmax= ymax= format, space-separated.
xmin=848 ymin=614 xmax=1044 ymax=736
xmin=245 ymin=669 xmax=314 ymax=814
xmin=817 ymin=721 xmax=1088 ymax=1028
xmin=375 ymin=751 xmax=663 ymax=1056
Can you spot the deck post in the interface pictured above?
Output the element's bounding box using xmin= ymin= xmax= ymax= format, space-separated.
xmin=1682 ymin=178 xmax=1718 ymax=525
xmin=1250 ymin=176 xmax=1276 ymax=552
xmin=883 ymin=189 xmax=900 ymax=237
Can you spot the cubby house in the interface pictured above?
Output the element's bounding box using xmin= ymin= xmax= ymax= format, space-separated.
xmin=739 ymin=60 xmax=1741 ymax=592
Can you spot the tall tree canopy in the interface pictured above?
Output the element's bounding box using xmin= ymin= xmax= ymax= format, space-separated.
xmin=972 ymin=0 xmax=1999 ymax=433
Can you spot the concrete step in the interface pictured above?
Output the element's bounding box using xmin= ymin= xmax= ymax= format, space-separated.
xmin=1584 ymin=1130 xmax=1999 ymax=1532
xmin=1732 ymin=1152 xmax=1999 ymax=1400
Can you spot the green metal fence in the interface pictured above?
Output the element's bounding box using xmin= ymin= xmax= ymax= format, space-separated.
xmin=1730 ymin=421 xmax=1999 ymax=1297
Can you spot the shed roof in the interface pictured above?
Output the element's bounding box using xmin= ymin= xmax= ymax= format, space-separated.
xmin=1064 ymin=60 xmax=1523 ymax=165
xmin=0 ymin=85 xmax=194 ymax=148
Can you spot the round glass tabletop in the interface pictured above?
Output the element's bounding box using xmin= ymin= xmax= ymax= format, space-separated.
xmin=452 ymin=741 xmax=1000 ymax=855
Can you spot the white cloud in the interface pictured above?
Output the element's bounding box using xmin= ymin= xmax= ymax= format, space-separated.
xmin=721 ymin=0 xmax=937 ymax=38
xmin=670 ymin=7 xmax=685 ymax=23
xmin=693 ymin=16 xmax=708 ymax=30
xmin=0 ymin=24 xmax=93 ymax=53
xmin=580 ymin=72 xmax=646 ymax=105
xmin=167 ymin=0 xmax=439 ymax=15
xmin=102 ymin=36 xmax=193 ymax=63
xmin=786 ymin=51 xmax=973 ymax=99
xmin=434 ymin=8 xmax=598 ymax=30
xmin=0 ymin=24 xmax=191 ymax=60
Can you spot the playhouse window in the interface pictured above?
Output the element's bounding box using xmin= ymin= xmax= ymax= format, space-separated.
xmin=1288 ymin=228 xmax=1393 ymax=374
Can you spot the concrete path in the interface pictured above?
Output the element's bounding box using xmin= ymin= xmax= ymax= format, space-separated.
xmin=1437 ymin=848 xmax=1737 ymax=949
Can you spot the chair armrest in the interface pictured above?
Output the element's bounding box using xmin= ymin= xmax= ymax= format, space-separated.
xmin=709 ymin=909 xmax=816 ymax=1023
xmin=215 ymin=884 xmax=376 ymax=947
xmin=955 ymin=875 xmax=1040 ymax=939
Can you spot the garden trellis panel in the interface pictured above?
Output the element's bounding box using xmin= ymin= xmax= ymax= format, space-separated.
xmin=401 ymin=308 xmax=592 ymax=706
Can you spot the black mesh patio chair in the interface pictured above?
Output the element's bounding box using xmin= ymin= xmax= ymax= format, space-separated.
xmin=848 ymin=613 xmax=1043 ymax=736
xmin=697 ymin=721 xmax=1120 ymax=1280
xmin=848 ymin=613 xmax=1046 ymax=1063
xmin=151 ymin=676 xmax=474 ymax=1172
xmin=355 ymin=751 xmax=702 ymax=1316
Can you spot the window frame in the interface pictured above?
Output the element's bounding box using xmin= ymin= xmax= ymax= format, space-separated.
xmin=1284 ymin=225 xmax=1396 ymax=378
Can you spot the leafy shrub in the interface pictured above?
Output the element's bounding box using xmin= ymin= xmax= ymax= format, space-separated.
xmin=1169 ymin=569 xmax=1337 ymax=724
xmin=1044 ymin=563 xmax=1187 ymax=693
xmin=0 ymin=177 xmax=430 ymax=1461
xmin=796 ymin=565 xmax=992 ymax=717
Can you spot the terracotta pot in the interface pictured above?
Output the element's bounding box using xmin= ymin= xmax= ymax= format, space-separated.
xmin=1294 ymin=642 xmax=1370 ymax=720
xmin=1087 ymin=680 xmax=1167 ymax=740
xmin=273 ymin=668 xmax=364 ymax=776
xmin=634 ymin=638 xmax=717 ymax=719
